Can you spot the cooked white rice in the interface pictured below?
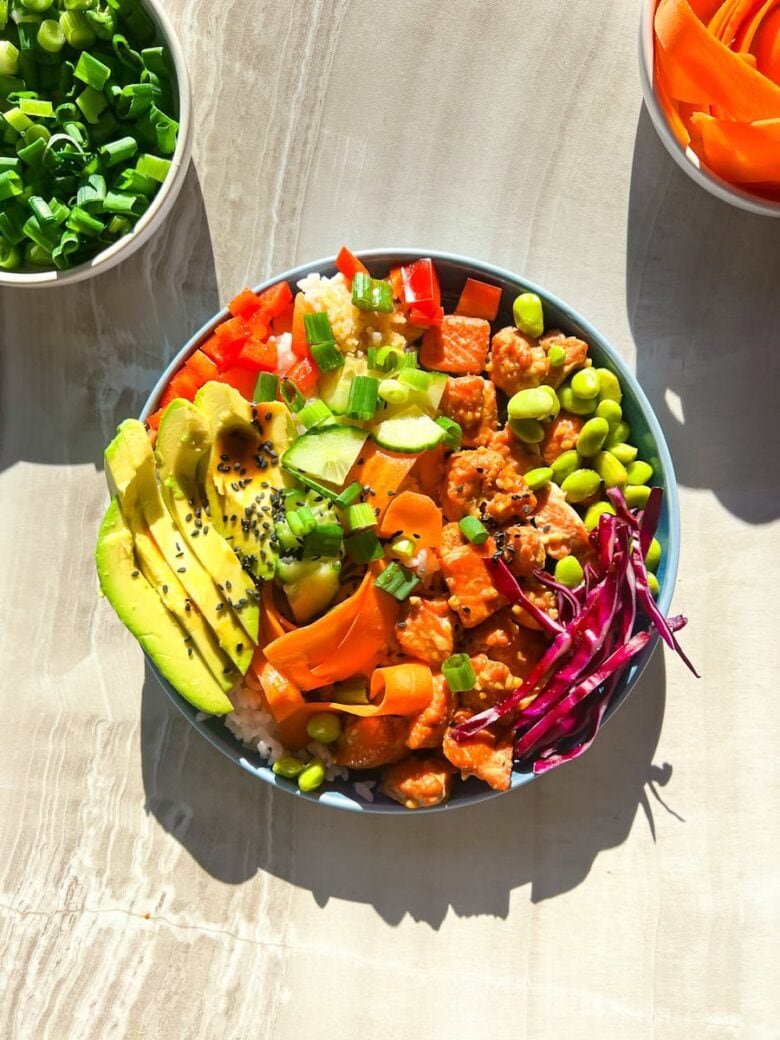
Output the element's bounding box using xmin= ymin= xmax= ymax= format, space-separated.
xmin=297 ymin=271 xmax=411 ymax=354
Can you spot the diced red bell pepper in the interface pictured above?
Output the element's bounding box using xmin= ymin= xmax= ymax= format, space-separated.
xmin=454 ymin=278 xmax=502 ymax=321
xmin=335 ymin=246 xmax=369 ymax=287
xmin=200 ymin=333 xmax=232 ymax=369
xmin=272 ymin=304 xmax=294 ymax=336
xmin=389 ymin=266 xmax=404 ymax=300
xmin=400 ymin=258 xmax=442 ymax=327
xmin=235 ymin=336 xmax=278 ymax=372
xmin=256 ymin=280 xmax=293 ymax=321
xmin=286 ymin=355 xmax=319 ymax=396
xmin=183 ymin=348 xmax=219 ymax=385
xmin=217 ymin=365 xmax=258 ymax=400
xmin=214 ymin=315 xmax=252 ymax=366
xmin=159 ymin=367 xmax=200 ymax=407
xmin=291 ymin=293 xmax=313 ymax=358
xmin=245 ymin=311 xmax=270 ymax=342
xmin=145 ymin=408 xmax=164 ymax=431
xmin=228 ymin=288 xmax=261 ymax=319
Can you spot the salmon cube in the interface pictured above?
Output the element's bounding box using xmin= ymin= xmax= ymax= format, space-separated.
xmin=420 ymin=315 xmax=490 ymax=374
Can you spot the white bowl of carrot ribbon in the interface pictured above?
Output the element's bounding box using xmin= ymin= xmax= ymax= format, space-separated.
xmin=640 ymin=0 xmax=780 ymax=216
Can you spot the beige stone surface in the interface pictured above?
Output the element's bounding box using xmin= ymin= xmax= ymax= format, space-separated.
xmin=1 ymin=1 xmax=778 ymax=1037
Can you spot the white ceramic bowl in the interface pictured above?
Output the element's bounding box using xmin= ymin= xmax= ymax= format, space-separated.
xmin=0 ymin=0 xmax=193 ymax=288
xmin=639 ymin=0 xmax=780 ymax=218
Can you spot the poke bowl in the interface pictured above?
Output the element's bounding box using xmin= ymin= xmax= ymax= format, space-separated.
xmin=97 ymin=249 xmax=690 ymax=814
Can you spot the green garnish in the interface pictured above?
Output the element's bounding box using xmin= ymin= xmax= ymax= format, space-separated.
xmin=458 ymin=515 xmax=489 ymax=545
xmin=374 ymin=561 xmax=419 ymax=601
xmin=442 ymin=653 xmax=477 ymax=693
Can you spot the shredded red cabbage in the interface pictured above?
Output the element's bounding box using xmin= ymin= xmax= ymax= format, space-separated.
xmin=453 ymin=486 xmax=697 ymax=774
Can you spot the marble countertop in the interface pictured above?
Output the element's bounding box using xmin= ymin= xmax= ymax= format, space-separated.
xmin=1 ymin=1 xmax=778 ymax=1037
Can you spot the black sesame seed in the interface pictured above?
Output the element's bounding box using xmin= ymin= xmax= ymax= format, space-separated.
xmin=177 ymin=567 xmax=186 ymax=573
xmin=162 ymin=585 xmax=168 ymax=593
xmin=131 ymin=570 xmax=139 ymax=577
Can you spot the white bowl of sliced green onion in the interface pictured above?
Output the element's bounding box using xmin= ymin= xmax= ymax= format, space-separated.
xmin=0 ymin=0 xmax=191 ymax=286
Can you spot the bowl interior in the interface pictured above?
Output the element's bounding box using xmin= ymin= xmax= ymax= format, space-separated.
xmin=638 ymin=0 xmax=780 ymax=219
xmin=0 ymin=0 xmax=193 ymax=288
xmin=141 ymin=250 xmax=680 ymax=814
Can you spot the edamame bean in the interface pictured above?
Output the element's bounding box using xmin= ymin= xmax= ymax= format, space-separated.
xmin=306 ymin=712 xmax=342 ymax=744
xmin=547 ymin=344 xmax=566 ymax=367
xmin=626 ymin=460 xmax=653 ymax=485
xmin=523 ymin=466 xmax=553 ymax=491
xmin=583 ymin=500 xmax=616 ymax=531
xmin=571 ymin=367 xmax=601 ymax=400
xmin=513 ymin=292 xmax=544 ymax=338
xmin=645 ymin=537 xmax=661 ymax=572
xmin=646 ymin=572 xmax=660 ymax=598
xmin=272 ymin=755 xmax=306 ymax=779
xmin=576 ymin=417 xmax=610 ymax=458
xmin=608 ymin=442 xmax=638 ymax=465
xmin=624 ymin=484 xmax=651 ymax=508
xmin=508 ymin=387 xmax=555 ymax=421
xmin=509 ymin=417 xmax=545 ymax=443
xmin=596 ymin=368 xmax=622 ymax=403
xmin=557 ymin=385 xmax=598 ymax=416
xmin=604 ymin=420 xmax=631 ymax=448
xmin=595 ymin=399 xmax=622 ymax=427
xmin=297 ymin=759 xmax=326 ymax=793
xmin=592 ymin=450 xmax=628 ymax=487
xmin=550 ymin=449 xmax=581 ymax=484
xmin=554 ymin=555 xmax=584 ymax=588
xmin=561 ymin=468 xmax=602 ymax=503
xmin=537 ymin=383 xmax=560 ymax=418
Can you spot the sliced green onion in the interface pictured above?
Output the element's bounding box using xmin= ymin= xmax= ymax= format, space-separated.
xmin=17 ymin=134 xmax=46 ymax=167
xmin=0 ymin=156 xmax=20 ymax=173
xmin=280 ymin=378 xmax=305 ymax=412
xmin=21 ymin=0 xmax=54 ymax=12
xmin=51 ymin=228 xmax=80 ymax=269
xmin=22 ymin=213 xmax=57 ymax=249
xmin=273 ymin=521 xmax=298 ymax=553
xmin=346 ymin=374 xmax=378 ymax=420
xmin=286 ymin=507 xmax=317 ymax=539
xmin=104 ymin=214 xmax=131 ymax=238
xmin=146 ymin=104 xmax=178 ymax=155
xmin=25 ymin=241 xmax=52 ymax=265
xmin=118 ymin=81 xmax=160 ymax=118
xmin=310 ymin=340 xmax=344 ymax=374
xmin=59 ymin=10 xmax=95 ymax=49
xmin=65 ymin=204 xmax=104 ymax=236
xmin=344 ymin=529 xmax=383 ymax=564
xmin=331 ymin=678 xmax=370 ymax=705
xmin=254 ymin=372 xmax=279 ymax=403
xmin=74 ymin=50 xmax=111 ymax=90
xmin=297 ymin=398 xmax=333 ymax=430
xmin=334 ymin=481 xmax=363 ymax=509
xmin=114 ymin=167 xmax=156 ymax=195
xmin=442 ymin=653 xmax=477 ymax=693
xmin=22 ymin=123 xmax=51 ymax=145
xmin=0 ymin=203 xmax=27 ymax=243
xmin=4 ymin=107 xmax=33 ymax=133
xmin=84 ymin=6 xmax=115 ymax=40
xmin=97 ymin=135 xmax=137 ymax=168
xmin=0 ymin=237 xmax=22 ymax=270
xmin=374 ymin=345 xmax=405 ymax=372
xmin=76 ymin=172 xmax=106 ymax=210
xmin=135 ymin=153 xmax=170 ymax=182
xmin=76 ymin=84 xmax=106 ymax=123
xmin=351 ymin=272 xmax=394 ymax=313
xmin=377 ymin=378 xmax=409 ymax=405
xmin=435 ymin=416 xmax=463 ymax=450
xmin=343 ymin=502 xmax=377 ymax=533
xmin=28 ymin=194 xmax=56 ymax=226
xmin=19 ymin=97 xmax=54 ymax=118
xmin=102 ymin=189 xmax=145 ymax=215
xmin=0 ymin=169 xmax=23 ymax=200
xmin=303 ymin=310 xmax=334 ymax=345
xmin=390 ymin=536 xmax=416 ymax=561
xmin=374 ymin=561 xmax=419 ymax=601
xmin=458 ymin=515 xmax=489 ymax=545
xmin=302 ymin=522 xmax=343 ymax=558
xmin=0 ymin=40 xmax=20 ymax=76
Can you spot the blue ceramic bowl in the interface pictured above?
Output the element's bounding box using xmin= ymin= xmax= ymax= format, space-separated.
xmin=141 ymin=249 xmax=680 ymax=813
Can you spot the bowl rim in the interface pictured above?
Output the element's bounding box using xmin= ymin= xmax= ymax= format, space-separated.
xmin=638 ymin=0 xmax=780 ymax=219
xmin=139 ymin=248 xmax=681 ymax=814
xmin=0 ymin=0 xmax=194 ymax=288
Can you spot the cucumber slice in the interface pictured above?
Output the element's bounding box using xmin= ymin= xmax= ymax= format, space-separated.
xmin=284 ymin=487 xmax=338 ymax=524
xmin=372 ymin=406 xmax=446 ymax=454
xmin=398 ymin=369 xmax=449 ymax=412
xmin=276 ymin=558 xmax=341 ymax=622
xmin=282 ymin=424 xmax=369 ymax=487
xmin=319 ymin=356 xmax=368 ymax=415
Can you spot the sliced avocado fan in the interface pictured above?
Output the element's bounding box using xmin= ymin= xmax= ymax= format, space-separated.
xmin=194 ymin=382 xmax=296 ymax=580
xmin=155 ymin=399 xmax=260 ymax=647
xmin=105 ymin=419 xmax=254 ymax=677
xmin=96 ymin=500 xmax=233 ymax=716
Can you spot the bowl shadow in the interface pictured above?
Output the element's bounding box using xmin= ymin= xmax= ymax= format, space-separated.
xmin=141 ymin=648 xmax=677 ymax=926
xmin=0 ymin=163 xmax=219 ymax=474
xmin=627 ymin=107 xmax=780 ymax=525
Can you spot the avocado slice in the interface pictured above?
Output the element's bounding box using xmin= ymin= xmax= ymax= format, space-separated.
xmin=155 ymin=399 xmax=260 ymax=647
xmin=194 ymin=382 xmax=296 ymax=580
xmin=105 ymin=420 xmax=254 ymax=676
xmin=96 ymin=499 xmax=233 ymax=715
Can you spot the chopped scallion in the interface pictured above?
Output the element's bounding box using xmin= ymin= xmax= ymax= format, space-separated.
xmin=344 ymin=529 xmax=383 ymax=564
xmin=435 ymin=415 xmax=463 ymax=450
xmin=135 ymin=152 xmax=170 ymax=182
xmin=280 ymin=377 xmax=305 ymax=412
xmin=303 ymin=310 xmax=334 ymax=346
xmin=273 ymin=521 xmax=298 ymax=553
xmin=73 ymin=49 xmax=110 ymax=90
xmin=254 ymin=372 xmax=279 ymax=403
xmin=334 ymin=481 xmax=363 ymax=509
xmin=310 ymin=339 xmax=344 ymax=374
xmin=441 ymin=653 xmax=477 ymax=693
xmin=374 ymin=561 xmax=419 ymax=601
xmin=302 ymin=522 xmax=343 ymax=558
xmin=377 ymin=378 xmax=409 ymax=405
xmin=351 ymin=271 xmax=394 ymax=313
xmin=286 ymin=507 xmax=317 ymax=539
xmin=343 ymin=502 xmax=376 ymax=533
xmin=297 ymin=397 xmax=333 ymax=430
xmin=346 ymin=374 xmax=378 ymax=420
xmin=390 ymin=536 xmax=416 ymax=560
xmin=458 ymin=515 xmax=489 ymax=545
